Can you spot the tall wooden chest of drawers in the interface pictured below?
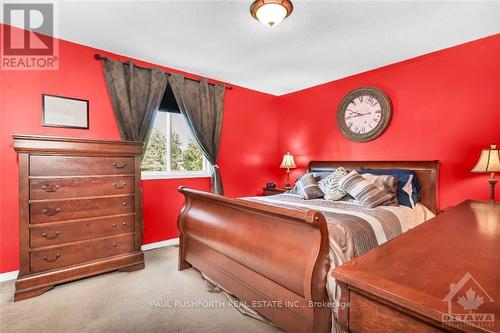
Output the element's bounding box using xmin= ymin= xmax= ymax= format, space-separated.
xmin=13 ymin=135 xmax=145 ymax=301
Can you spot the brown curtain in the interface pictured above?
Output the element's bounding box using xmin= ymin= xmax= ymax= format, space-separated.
xmin=169 ymin=73 xmax=225 ymax=195
xmin=101 ymin=58 xmax=168 ymax=141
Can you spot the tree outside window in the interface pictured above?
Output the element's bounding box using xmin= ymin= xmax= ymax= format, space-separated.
xmin=141 ymin=112 xmax=209 ymax=178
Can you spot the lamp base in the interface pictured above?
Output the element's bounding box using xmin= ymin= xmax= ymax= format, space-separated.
xmin=285 ymin=169 xmax=291 ymax=189
xmin=488 ymin=177 xmax=497 ymax=202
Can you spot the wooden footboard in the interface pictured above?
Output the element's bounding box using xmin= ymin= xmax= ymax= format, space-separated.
xmin=177 ymin=187 xmax=331 ymax=333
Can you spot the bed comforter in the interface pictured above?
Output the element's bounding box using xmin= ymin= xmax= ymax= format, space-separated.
xmin=246 ymin=193 xmax=435 ymax=331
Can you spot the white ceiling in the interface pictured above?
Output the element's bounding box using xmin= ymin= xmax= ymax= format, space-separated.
xmin=10 ymin=1 xmax=500 ymax=95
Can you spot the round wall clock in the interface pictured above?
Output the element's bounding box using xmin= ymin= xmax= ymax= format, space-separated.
xmin=337 ymin=87 xmax=392 ymax=142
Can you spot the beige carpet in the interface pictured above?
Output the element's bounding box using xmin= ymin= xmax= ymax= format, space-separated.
xmin=0 ymin=246 xmax=279 ymax=333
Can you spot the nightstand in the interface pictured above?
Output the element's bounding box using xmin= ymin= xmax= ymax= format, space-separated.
xmin=262 ymin=187 xmax=288 ymax=196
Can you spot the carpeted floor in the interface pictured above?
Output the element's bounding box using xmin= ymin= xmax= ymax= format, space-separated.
xmin=0 ymin=246 xmax=280 ymax=333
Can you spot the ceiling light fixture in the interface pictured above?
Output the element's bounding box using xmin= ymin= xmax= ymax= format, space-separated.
xmin=250 ymin=0 xmax=293 ymax=28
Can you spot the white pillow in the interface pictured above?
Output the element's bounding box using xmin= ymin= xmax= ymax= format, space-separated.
xmin=318 ymin=167 xmax=348 ymax=200
xmin=402 ymin=174 xmax=415 ymax=208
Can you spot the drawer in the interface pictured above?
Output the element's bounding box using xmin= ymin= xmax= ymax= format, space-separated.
xmin=30 ymin=156 xmax=135 ymax=176
xmin=348 ymin=292 xmax=443 ymax=333
xmin=30 ymin=233 xmax=135 ymax=273
xmin=30 ymin=195 xmax=134 ymax=224
xmin=30 ymin=176 xmax=134 ymax=200
xmin=30 ymin=214 xmax=135 ymax=248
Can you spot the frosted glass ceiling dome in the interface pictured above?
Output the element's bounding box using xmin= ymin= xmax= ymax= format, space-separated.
xmin=250 ymin=0 xmax=293 ymax=27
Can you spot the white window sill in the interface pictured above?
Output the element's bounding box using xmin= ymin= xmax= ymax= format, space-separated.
xmin=141 ymin=171 xmax=211 ymax=180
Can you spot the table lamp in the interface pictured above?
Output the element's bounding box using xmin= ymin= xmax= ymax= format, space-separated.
xmin=471 ymin=144 xmax=500 ymax=202
xmin=280 ymin=152 xmax=296 ymax=189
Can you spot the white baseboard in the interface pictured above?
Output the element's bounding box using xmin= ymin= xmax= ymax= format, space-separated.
xmin=141 ymin=238 xmax=179 ymax=251
xmin=0 ymin=240 xmax=178 ymax=282
xmin=0 ymin=270 xmax=19 ymax=283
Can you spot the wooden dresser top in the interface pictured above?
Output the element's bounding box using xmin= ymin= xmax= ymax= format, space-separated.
xmin=13 ymin=134 xmax=143 ymax=155
xmin=333 ymin=200 xmax=500 ymax=332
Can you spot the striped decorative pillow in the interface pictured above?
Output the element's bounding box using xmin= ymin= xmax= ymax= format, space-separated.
xmin=289 ymin=172 xmax=321 ymax=194
xmin=318 ymin=167 xmax=348 ymax=200
xmin=361 ymin=173 xmax=398 ymax=192
xmin=338 ymin=170 xmax=394 ymax=208
xmin=296 ymin=173 xmax=324 ymax=199
xmin=361 ymin=173 xmax=399 ymax=206
xmin=359 ymin=168 xmax=420 ymax=208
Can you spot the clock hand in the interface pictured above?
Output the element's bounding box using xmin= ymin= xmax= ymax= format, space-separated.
xmin=346 ymin=113 xmax=370 ymax=119
xmin=348 ymin=111 xmax=370 ymax=116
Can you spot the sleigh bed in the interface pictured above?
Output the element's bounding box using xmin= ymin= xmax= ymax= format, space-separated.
xmin=177 ymin=161 xmax=439 ymax=333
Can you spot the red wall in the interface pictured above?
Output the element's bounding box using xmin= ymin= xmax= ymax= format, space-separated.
xmin=142 ymin=85 xmax=282 ymax=245
xmin=278 ymin=34 xmax=500 ymax=209
xmin=0 ymin=25 xmax=280 ymax=273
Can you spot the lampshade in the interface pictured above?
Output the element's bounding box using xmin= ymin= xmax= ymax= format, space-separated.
xmin=472 ymin=144 xmax=500 ymax=173
xmin=280 ymin=152 xmax=296 ymax=169
xmin=250 ymin=0 xmax=293 ymax=27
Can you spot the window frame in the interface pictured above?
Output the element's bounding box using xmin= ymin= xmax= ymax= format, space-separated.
xmin=141 ymin=111 xmax=211 ymax=180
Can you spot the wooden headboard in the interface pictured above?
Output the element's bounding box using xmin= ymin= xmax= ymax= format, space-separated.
xmin=308 ymin=160 xmax=440 ymax=214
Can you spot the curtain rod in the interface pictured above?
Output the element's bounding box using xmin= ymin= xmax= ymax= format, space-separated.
xmin=94 ymin=54 xmax=233 ymax=90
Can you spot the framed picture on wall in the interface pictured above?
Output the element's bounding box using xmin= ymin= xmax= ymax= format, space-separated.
xmin=42 ymin=94 xmax=89 ymax=129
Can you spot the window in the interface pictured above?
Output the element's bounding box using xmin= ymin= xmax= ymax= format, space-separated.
xmin=141 ymin=111 xmax=210 ymax=179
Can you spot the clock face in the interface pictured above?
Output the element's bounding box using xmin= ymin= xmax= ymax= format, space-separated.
xmin=344 ymin=95 xmax=382 ymax=135
xmin=337 ymin=87 xmax=391 ymax=142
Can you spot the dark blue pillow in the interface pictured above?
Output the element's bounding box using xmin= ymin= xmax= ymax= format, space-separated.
xmin=359 ymin=168 xmax=421 ymax=208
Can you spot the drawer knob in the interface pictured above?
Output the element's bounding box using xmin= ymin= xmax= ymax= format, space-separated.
xmin=113 ymin=223 xmax=117 ymax=227
xmin=42 ymin=231 xmax=60 ymax=239
xmin=42 ymin=207 xmax=61 ymax=216
xmin=113 ymin=182 xmax=127 ymax=189
xmin=112 ymin=242 xmax=117 ymax=247
xmin=122 ymin=201 xmax=127 ymax=206
xmin=113 ymin=162 xmax=127 ymax=169
xmin=42 ymin=253 xmax=61 ymax=262
xmin=41 ymin=184 xmax=60 ymax=192
xmin=122 ymin=222 xmax=127 ymax=226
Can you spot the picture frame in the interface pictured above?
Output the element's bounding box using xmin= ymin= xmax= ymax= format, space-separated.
xmin=42 ymin=94 xmax=89 ymax=129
